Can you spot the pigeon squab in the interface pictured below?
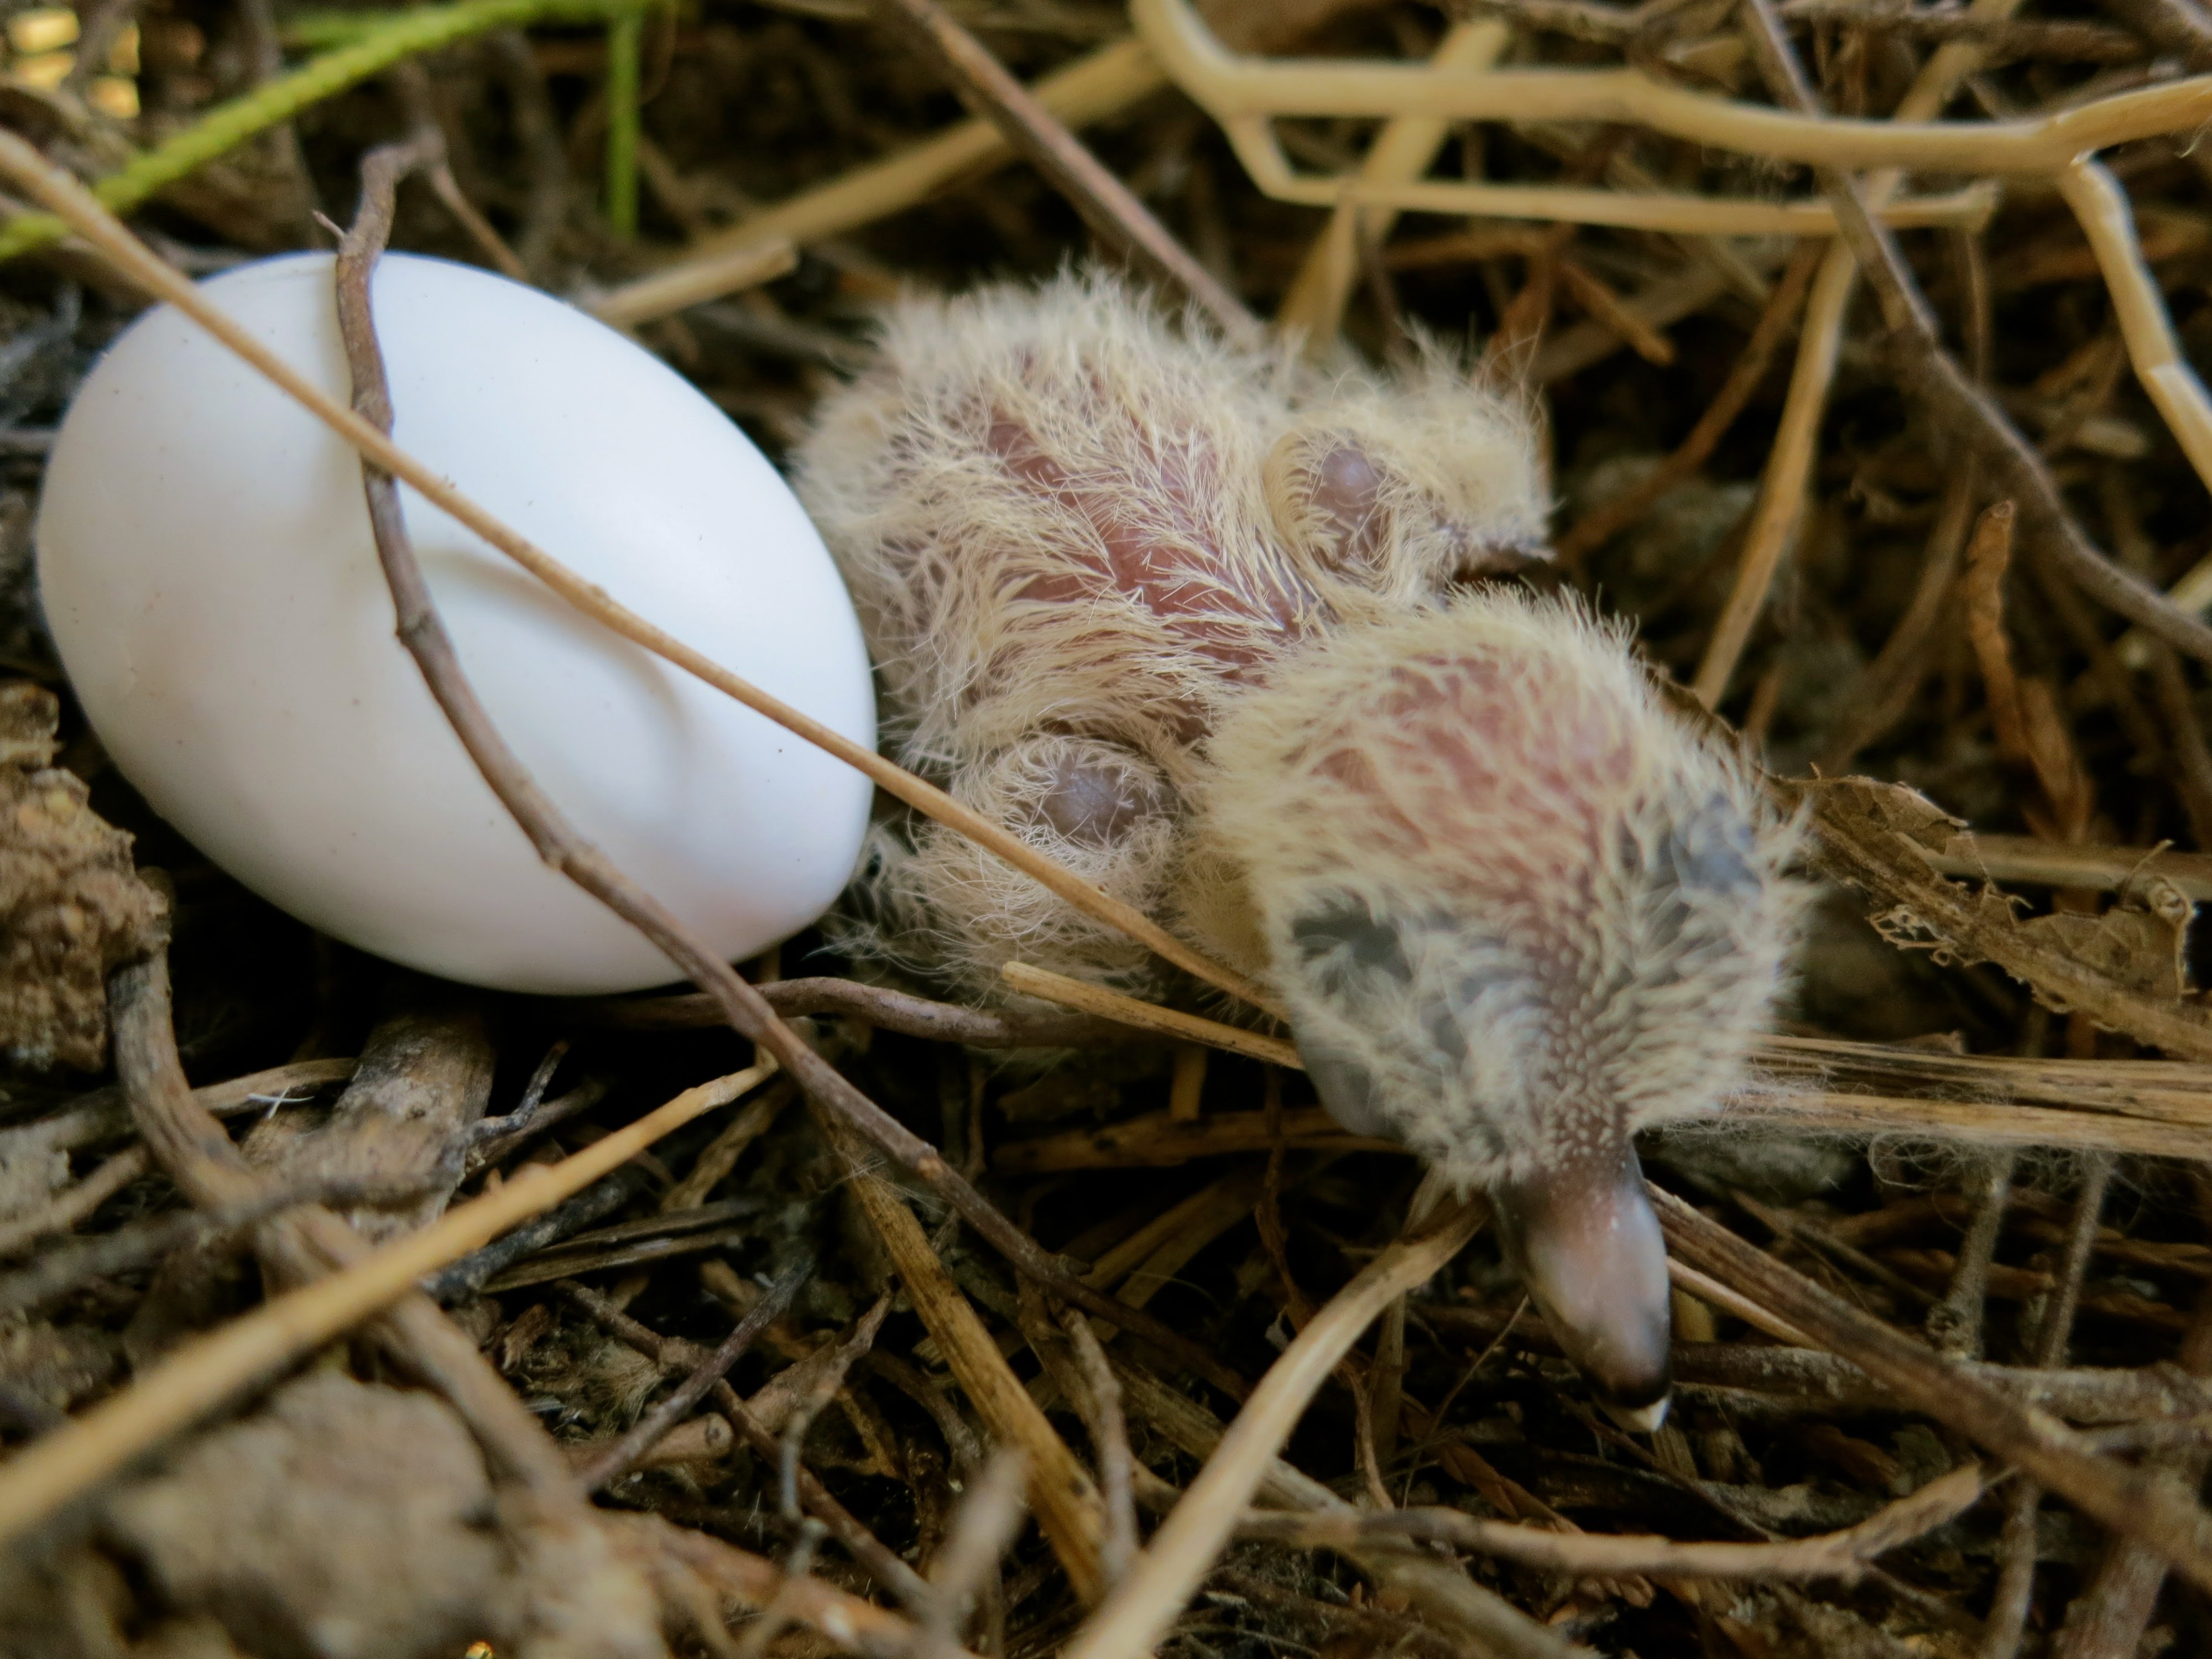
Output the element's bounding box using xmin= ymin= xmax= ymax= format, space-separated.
xmin=796 ymin=274 xmax=1798 ymax=1430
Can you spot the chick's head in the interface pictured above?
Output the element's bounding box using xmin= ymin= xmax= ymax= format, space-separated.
xmin=1207 ymin=589 xmax=1798 ymax=1425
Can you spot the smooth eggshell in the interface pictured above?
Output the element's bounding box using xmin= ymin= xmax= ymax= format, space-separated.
xmin=38 ymin=252 xmax=875 ymax=994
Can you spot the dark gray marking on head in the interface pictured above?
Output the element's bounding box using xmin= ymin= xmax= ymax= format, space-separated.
xmin=1621 ymin=792 xmax=1763 ymax=967
xmin=1290 ymin=899 xmax=1414 ymax=994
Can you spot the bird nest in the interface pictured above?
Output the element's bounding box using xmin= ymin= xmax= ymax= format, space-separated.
xmin=6 ymin=0 xmax=2212 ymax=1656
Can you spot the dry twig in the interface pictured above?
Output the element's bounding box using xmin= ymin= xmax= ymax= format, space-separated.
xmin=1241 ymin=1462 xmax=1981 ymax=1582
xmin=868 ymin=0 xmax=1259 ymax=342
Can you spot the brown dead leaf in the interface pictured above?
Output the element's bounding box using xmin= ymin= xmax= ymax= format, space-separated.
xmin=1801 ymin=775 xmax=2212 ymax=1060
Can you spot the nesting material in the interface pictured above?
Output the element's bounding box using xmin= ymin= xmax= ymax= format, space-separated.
xmin=0 ymin=681 xmax=163 ymax=1071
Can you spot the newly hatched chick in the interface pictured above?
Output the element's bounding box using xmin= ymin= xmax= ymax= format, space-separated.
xmin=796 ymin=273 xmax=1797 ymax=1427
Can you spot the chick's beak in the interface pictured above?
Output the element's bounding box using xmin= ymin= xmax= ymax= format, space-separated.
xmin=1493 ymin=1138 xmax=1673 ymax=1432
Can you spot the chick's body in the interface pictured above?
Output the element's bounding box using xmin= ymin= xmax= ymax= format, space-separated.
xmin=797 ymin=274 xmax=1796 ymax=1425
xmin=799 ymin=274 xmax=1548 ymax=994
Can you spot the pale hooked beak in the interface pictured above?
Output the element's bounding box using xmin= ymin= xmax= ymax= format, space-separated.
xmin=1492 ymin=1138 xmax=1673 ymax=1433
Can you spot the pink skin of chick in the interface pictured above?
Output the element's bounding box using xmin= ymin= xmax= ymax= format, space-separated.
xmin=796 ymin=273 xmax=1798 ymax=1430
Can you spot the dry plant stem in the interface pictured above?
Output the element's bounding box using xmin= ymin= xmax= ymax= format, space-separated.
xmin=0 ymin=132 xmax=1283 ymax=1039
xmin=575 ymin=978 xmax=1131 ymax=1047
xmin=1649 ymin=1184 xmax=2212 ymax=1593
xmin=1668 ymin=1259 xmax=1818 ymax=1347
xmin=0 ymin=1143 xmax=148 ymax=1258
xmin=1001 ymin=963 xmax=1293 ymax=1063
xmin=2056 ymin=158 xmax=2212 ymax=502
xmin=1556 ymin=241 xmax=1820 ymax=566
xmin=1982 ymin=1154 xmax=2118 ymax=1659
xmin=2049 ymin=1177 xmax=2212 ymax=1659
xmin=1693 ymin=0 xmax=2021 ymax=708
xmin=1056 ymin=1303 xmax=1139 ymax=1584
xmin=821 ymin=1106 xmax=1111 ymax=1604
xmin=1556 ymin=258 xmax=1676 ymax=364
xmin=1928 ymin=1147 xmax=2018 ymax=1360
xmin=1059 ymin=1201 xmax=1486 ymax=1659
xmin=869 ymin=0 xmax=1258 ymax=343
xmin=578 ymin=1258 xmax=808 ymax=1490
xmin=1274 ymin=20 xmax=1506 ymax=346
xmin=1817 ymin=469 xmax=1976 ymax=772
xmin=560 ymin=1281 xmax=929 ymax=1603
xmin=916 ymin=1447 xmax=1029 ymax=1659
xmin=1693 ymin=0 xmax=1845 ymax=708
xmin=1135 ymin=0 xmax=2212 ymax=170
xmin=593 ymin=39 xmax=1166 ymax=326
xmin=623 ymin=1514 xmax=972 ymax=1659
xmin=1242 ymin=1462 xmax=1981 ymax=1581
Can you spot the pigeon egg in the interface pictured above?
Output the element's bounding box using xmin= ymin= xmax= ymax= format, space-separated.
xmin=36 ymin=251 xmax=876 ymax=994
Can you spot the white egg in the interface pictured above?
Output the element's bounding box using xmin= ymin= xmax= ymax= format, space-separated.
xmin=36 ymin=251 xmax=877 ymax=995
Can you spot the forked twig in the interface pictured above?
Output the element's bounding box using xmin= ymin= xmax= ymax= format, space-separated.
xmin=775 ymin=1293 xmax=891 ymax=1517
xmin=577 ymin=1256 xmax=811 ymax=1490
